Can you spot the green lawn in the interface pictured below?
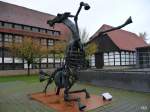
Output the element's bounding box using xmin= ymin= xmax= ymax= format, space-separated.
xmin=0 ymin=74 xmax=38 ymax=83
xmin=0 ymin=75 xmax=150 ymax=112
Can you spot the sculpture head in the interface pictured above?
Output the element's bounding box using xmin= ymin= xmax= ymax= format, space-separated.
xmin=80 ymin=2 xmax=90 ymax=10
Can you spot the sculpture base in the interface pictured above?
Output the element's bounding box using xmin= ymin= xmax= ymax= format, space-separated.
xmin=30 ymin=91 xmax=110 ymax=112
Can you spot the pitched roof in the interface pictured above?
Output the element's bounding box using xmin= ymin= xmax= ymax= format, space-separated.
xmin=136 ymin=45 xmax=150 ymax=49
xmin=90 ymin=24 xmax=148 ymax=51
xmin=0 ymin=1 xmax=70 ymax=39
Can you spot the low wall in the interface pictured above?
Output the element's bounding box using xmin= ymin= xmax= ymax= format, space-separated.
xmin=78 ymin=70 xmax=150 ymax=92
xmin=0 ymin=69 xmax=54 ymax=76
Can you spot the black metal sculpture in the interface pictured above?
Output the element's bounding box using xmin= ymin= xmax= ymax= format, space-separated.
xmin=40 ymin=2 xmax=91 ymax=111
xmin=39 ymin=2 xmax=132 ymax=111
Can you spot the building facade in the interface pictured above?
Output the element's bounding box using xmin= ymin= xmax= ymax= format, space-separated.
xmin=89 ymin=24 xmax=148 ymax=68
xmin=0 ymin=1 xmax=70 ymax=70
xmin=136 ymin=46 xmax=150 ymax=68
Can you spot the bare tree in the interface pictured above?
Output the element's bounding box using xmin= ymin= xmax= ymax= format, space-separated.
xmin=79 ymin=28 xmax=89 ymax=44
xmin=139 ymin=32 xmax=148 ymax=43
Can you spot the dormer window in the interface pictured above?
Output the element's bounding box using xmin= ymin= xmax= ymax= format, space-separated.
xmin=23 ymin=26 xmax=31 ymax=31
xmin=3 ymin=22 xmax=13 ymax=28
xmin=32 ymin=27 xmax=39 ymax=32
xmin=14 ymin=24 xmax=22 ymax=30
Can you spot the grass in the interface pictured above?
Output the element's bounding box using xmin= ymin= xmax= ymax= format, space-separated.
xmin=0 ymin=74 xmax=39 ymax=83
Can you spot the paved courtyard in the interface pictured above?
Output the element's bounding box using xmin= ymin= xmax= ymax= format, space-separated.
xmin=0 ymin=76 xmax=150 ymax=112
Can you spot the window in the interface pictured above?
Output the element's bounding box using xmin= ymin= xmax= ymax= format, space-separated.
xmin=48 ymin=58 xmax=53 ymax=63
xmin=24 ymin=63 xmax=32 ymax=69
xmin=33 ymin=38 xmax=40 ymax=44
xmin=14 ymin=24 xmax=22 ymax=29
xmin=125 ymin=52 xmax=129 ymax=65
xmin=133 ymin=53 xmax=136 ymax=64
xmin=55 ymin=58 xmax=60 ymax=63
xmin=121 ymin=51 xmax=125 ymax=65
xmin=41 ymin=38 xmax=47 ymax=46
xmin=53 ymin=31 xmax=60 ymax=36
xmin=121 ymin=51 xmax=136 ymax=65
xmin=3 ymin=63 xmax=14 ymax=70
xmin=90 ymin=55 xmax=95 ymax=67
xmin=4 ymin=34 xmax=12 ymax=43
xmin=48 ymin=39 xmax=54 ymax=46
xmin=0 ymin=21 xmax=3 ymax=28
xmin=32 ymin=27 xmax=39 ymax=32
xmin=0 ymin=48 xmax=2 ymax=57
xmin=23 ymin=26 xmax=31 ymax=31
xmin=34 ymin=58 xmax=40 ymax=63
xmin=109 ymin=52 xmax=114 ymax=66
xmin=32 ymin=64 xmax=39 ymax=69
xmin=0 ymin=33 xmax=2 ymax=42
xmin=14 ymin=35 xmax=22 ymax=43
xmin=48 ymin=54 xmax=53 ymax=57
xmin=47 ymin=30 xmax=53 ymax=35
xmin=4 ymin=49 xmax=12 ymax=57
xmin=41 ymin=58 xmax=47 ymax=63
xmin=0 ymin=33 xmax=2 ymax=46
xmin=129 ymin=52 xmax=134 ymax=64
xmin=114 ymin=52 xmax=120 ymax=65
xmin=14 ymin=63 xmax=24 ymax=70
xmin=3 ymin=22 xmax=13 ymax=28
xmin=104 ymin=53 xmax=109 ymax=65
xmin=104 ymin=52 xmax=121 ymax=66
xmin=48 ymin=54 xmax=54 ymax=63
xmin=41 ymin=64 xmax=47 ymax=69
xmin=39 ymin=29 xmax=46 ymax=33
xmin=48 ymin=63 xmax=53 ymax=68
xmin=0 ymin=58 xmax=2 ymax=63
xmin=14 ymin=58 xmax=23 ymax=63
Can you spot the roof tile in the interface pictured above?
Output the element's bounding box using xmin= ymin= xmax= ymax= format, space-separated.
xmin=90 ymin=24 xmax=148 ymax=51
xmin=0 ymin=1 xmax=71 ymax=39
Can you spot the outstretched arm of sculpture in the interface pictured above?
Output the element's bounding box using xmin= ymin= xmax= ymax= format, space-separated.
xmin=98 ymin=16 xmax=132 ymax=36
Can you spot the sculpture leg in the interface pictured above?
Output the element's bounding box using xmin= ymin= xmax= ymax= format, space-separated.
xmin=77 ymin=98 xmax=87 ymax=111
xmin=43 ymin=79 xmax=52 ymax=94
xmin=43 ymin=68 xmax=59 ymax=94
xmin=63 ymin=77 xmax=87 ymax=111
xmin=64 ymin=81 xmax=72 ymax=101
xmin=56 ymin=87 xmax=61 ymax=95
xmin=64 ymin=87 xmax=86 ymax=111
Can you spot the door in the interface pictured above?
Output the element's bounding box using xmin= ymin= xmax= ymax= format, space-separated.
xmin=95 ymin=53 xmax=104 ymax=68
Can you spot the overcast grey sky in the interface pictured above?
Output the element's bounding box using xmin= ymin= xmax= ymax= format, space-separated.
xmin=1 ymin=0 xmax=150 ymax=42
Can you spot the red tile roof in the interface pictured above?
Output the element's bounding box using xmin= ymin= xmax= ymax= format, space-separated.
xmin=0 ymin=1 xmax=71 ymax=39
xmin=90 ymin=24 xmax=148 ymax=51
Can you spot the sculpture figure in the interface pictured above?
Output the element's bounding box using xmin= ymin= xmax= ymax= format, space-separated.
xmin=39 ymin=2 xmax=132 ymax=111
xmin=40 ymin=2 xmax=91 ymax=110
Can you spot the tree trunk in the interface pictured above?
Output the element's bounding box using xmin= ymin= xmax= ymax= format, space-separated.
xmin=27 ymin=63 xmax=30 ymax=76
xmin=53 ymin=53 xmax=55 ymax=68
xmin=60 ymin=58 xmax=61 ymax=67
